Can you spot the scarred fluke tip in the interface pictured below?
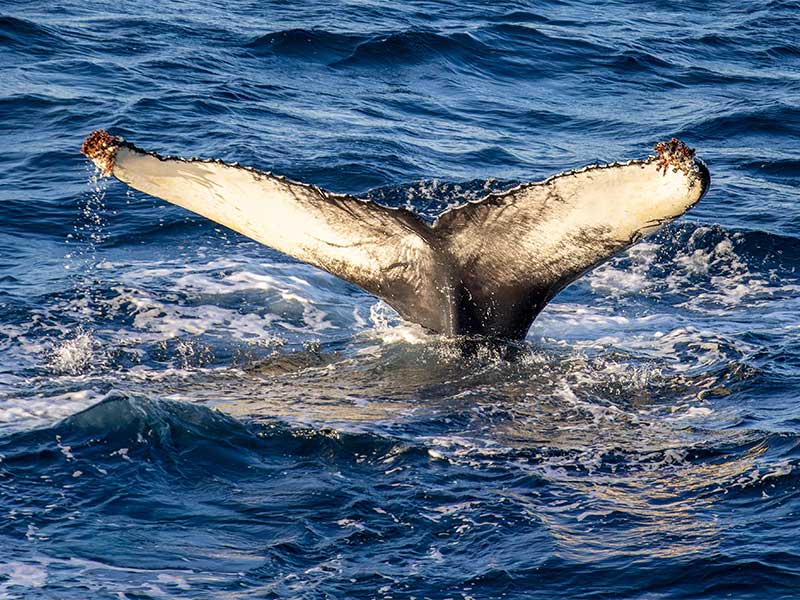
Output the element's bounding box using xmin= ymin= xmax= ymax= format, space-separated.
xmin=653 ymin=138 xmax=697 ymax=176
xmin=81 ymin=130 xmax=123 ymax=177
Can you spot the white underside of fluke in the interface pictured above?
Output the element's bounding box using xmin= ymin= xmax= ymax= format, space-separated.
xmin=81 ymin=132 xmax=708 ymax=339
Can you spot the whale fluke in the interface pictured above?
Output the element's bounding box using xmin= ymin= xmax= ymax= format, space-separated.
xmin=81 ymin=131 xmax=709 ymax=340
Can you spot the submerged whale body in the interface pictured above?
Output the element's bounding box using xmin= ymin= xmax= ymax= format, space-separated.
xmin=81 ymin=131 xmax=709 ymax=341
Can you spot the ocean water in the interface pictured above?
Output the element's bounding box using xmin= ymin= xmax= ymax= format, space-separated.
xmin=1 ymin=0 xmax=800 ymax=598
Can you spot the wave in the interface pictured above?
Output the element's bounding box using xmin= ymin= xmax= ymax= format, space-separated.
xmin=2 ymin=392 xmax=799 ymax=505
xmin=246 ymin=28 xmax=367 ymax=63
xmin=739 ymin=157 xmax=800 ymax=183
xmin=0 ymin=15 xmax=63 ymax=52
xmin=331 ymin=30 xmax=492 ymax=68
xmin=679 ymin=103 xmax=800 ymax=140
xmin=762 ymin=42 xmax=800 ymax=59
xmin=484 ymin=9 xmax=578 ymax=27
xmin=482 ymin=22 xmax=613 ymax=57
xmin=0 ymin=394 xmax=415 ymax=478
xmin=598 ymin=48 xmax=675 ymax=74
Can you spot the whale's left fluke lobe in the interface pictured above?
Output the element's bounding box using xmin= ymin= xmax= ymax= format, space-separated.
xmin=80 ymin=129 xmax=458 ymax=334
xmin=81 ymin=130 xmax=709 ymax=341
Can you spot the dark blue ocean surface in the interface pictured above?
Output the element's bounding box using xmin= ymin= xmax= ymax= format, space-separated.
xmin=1 ymin=1 xmax=800 ymax=598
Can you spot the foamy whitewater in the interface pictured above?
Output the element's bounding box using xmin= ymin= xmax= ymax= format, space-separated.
xmin=1 ymin=1 xmax=800 ymax=598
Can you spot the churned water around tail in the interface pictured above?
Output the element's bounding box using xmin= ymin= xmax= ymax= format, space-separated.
xmin=1 ymin=1 xmax=800 ymax=598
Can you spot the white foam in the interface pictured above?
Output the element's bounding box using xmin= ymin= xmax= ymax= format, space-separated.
xmin=156 ymin=573 xmax=191 ymax=590
xmin=0 ymin=561 xmax=47 ymax=592
xmin=48 ymin=330 xmax=95 ymax=375
xmin=0 ymin=388 xmax=104 ymax=432
xmin=589 ymin=242 xmax=659 ymax=296
xmin=673 ymin=406 xmax=713 ymax=420
xmin=587 ymin=226 xmax=800 ymax=315
xmin=366 ymin=301 xmax=430 ymax=345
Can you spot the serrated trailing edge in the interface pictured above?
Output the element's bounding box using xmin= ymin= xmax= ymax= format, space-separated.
xmin=80 ymin=130 xmax=701 ymax=221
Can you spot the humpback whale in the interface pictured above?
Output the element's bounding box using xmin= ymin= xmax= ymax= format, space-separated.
xmin=81 ymin=131 xmax=709 ymax=341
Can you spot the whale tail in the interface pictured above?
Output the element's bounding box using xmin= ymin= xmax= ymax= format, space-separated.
xmin=81 ymin=131 xmax=709 ymax=340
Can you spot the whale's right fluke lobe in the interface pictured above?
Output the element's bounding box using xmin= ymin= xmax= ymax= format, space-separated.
xmin=435 ymin=142 xmax=710 ymax=338
xmin=82 ymin=131 xmax=708 ymax=341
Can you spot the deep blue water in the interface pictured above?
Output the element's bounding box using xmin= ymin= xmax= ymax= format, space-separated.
xmin=1 ymin=1 xmax=800 ymax=598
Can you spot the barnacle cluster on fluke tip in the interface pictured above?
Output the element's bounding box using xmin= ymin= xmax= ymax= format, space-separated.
xmin=653 ymin=138 xmax=696 ymax=176
xmin=80 ymin=129 xmax=123 ymax=176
